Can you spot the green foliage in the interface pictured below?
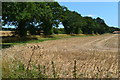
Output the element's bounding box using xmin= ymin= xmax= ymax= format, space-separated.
xmin=2 ymin=60 xmax=47 ymax=78
xmin=52 ymin=27 xmax=64 ymax=34
xmin=79 ymin=29 xmax=83 ymax=34
xmin=53 ymin=27 xmax=58 ymax=34
xmin=2 ymin=2 xmax=63 ymax=36
xmin=2 ymin=2 xmax=119 ymax=37
xmin=62 ymin=10 xmax=83 ymax=34
xmin=81 ymin=17 xmax=95 ymax=34
xmin=2 ymin=2 xmax=38 ymax=37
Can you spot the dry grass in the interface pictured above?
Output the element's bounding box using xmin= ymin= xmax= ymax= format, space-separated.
xmin=0 ymin=31 xmax=15 ymax=37
xmin=2 ymin=34 xmax=118 ymax=78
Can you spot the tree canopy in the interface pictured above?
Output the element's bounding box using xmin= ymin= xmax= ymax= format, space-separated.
xmin=2 ymin=2 xmax=119 ymax=37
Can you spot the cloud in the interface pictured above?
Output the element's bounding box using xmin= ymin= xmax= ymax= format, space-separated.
xmin=86 ymin=14 xmax=94 ymax=17
xmin=82 ymin=14 xmax=98 ymax=18
xmin=82 ymin=14 xmax=94 ymax=17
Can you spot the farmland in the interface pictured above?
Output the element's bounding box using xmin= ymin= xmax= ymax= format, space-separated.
xmin=0 ymin=31 xmax=14 ymax=37
xmin=2 ymin=2 xmax=120 ymax=79
xmin=2 ymin=34 xmax=118 ymax=78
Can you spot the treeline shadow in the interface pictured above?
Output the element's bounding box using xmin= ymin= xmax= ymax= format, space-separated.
xmin=1 ymin=36 xmax=38 ymax=49
xmin=1 ymin=44 xmax=12 ymax=49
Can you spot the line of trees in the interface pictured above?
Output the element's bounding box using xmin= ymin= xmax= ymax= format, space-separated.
xmin=2 ymin=2 xmax=120 ymax=37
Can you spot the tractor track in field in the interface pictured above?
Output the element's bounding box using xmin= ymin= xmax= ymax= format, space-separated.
xmin=82 ymin=34 xmax=118 ymax=52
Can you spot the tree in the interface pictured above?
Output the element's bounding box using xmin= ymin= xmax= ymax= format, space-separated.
xmin=95 ymin=17 xmax=109 ymax=34
xmin=2 ymin=2 xmax=64 ymax=36
xmin=81 ymin=17 xmax=95 ymax=34
xmin=2 ymin=2 xmax=38 ymax=37
xmin=2 ymin=2 xmax=117 ymax=36
xmin=62 ymin=10 xmax=83 ymax=34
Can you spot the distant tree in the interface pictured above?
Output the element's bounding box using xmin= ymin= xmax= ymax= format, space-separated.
xmin=62 ymin=9 xmax=83 ymax=34
xmin=81 ymin=17 xmax=95 ymax=34
xmin=95 ymin=17 xmax=109 ymax=34
xmin=29 ymin=2 xmax=63 ymax=35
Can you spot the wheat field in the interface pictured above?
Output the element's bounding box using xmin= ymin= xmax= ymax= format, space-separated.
xmin=2 ymin=34 xmax=119 ymax=78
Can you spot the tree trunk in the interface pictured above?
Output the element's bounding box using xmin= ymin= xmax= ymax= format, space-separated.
xmin=17 ymin=20 xmax=27 ymax=37
xmin=43 ymin=23 xmax=53 ymax=36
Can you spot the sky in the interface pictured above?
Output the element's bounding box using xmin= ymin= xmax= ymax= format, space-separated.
xmin=59 ymin=2 xmax=118 ymax=28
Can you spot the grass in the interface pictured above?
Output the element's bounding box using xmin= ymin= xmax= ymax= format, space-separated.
xmin=2 ymin=59 xmax=47 ymax=78
xmin=1 ymin=34 xmax=95 ymax=49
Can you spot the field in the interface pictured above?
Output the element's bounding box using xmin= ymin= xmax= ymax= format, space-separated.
xmin=2 ymin=34 xmax=119 ymax=78
xmin=0 ymin=31 xmax=14 ymax=37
